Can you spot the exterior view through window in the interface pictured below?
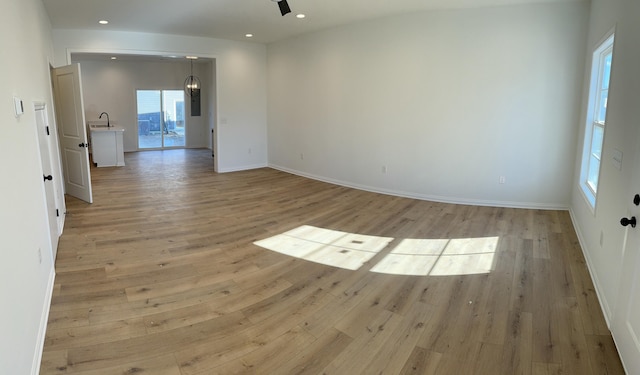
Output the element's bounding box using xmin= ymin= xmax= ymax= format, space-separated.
xmin=137 ymin=90 xmax=186 ymax=149
xmin=580 ymin=33 xmax=614 ymax=209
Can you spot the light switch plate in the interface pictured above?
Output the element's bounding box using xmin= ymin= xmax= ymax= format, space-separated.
xmin=612 ymin=148 xmax=623 ymax=170
xmin=14 ymin=96 xmax=24 ymax=117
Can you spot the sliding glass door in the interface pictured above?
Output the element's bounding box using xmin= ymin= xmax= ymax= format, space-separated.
xmin=137 ymin=90 xmax=186 ymax=149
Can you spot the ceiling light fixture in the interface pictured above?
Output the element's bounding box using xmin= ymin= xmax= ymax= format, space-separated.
xmin=245 ymin=33 xmax=254 ymax=38
xmin=184 ymin=58 xmax=201 ymax=97
xmin=98 ymin=20 xmax=109 ymax=25
xmin=110 ymin=56 xmax=117 ymax=60
xmin=296 ymin=14 xmax=305 ymax=19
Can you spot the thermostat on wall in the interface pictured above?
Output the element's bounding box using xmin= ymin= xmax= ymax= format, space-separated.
xmin=14 ymin=96 xmax=24 ymax=117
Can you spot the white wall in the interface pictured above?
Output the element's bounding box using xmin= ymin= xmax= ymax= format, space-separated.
xmin=74 ymin=58 xmax=213 ymax=152
xmin=570 ymin=0 xmax=640 ymax=323
xmin=267 ymin=2 xmax=588 ymax=208
xmin=52 ymin=30 xmax=268 ymax=172
xmin=0 ymin=0 xmax=58 ymax=373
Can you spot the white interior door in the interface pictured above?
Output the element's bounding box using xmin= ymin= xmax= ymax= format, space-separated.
xmin=34 ymin=103 xmax=60 ymax=255
xmin=612 ymin=149 xmax=640 ymax=373
xmin=52 ymin=64 xmax=93 ymax=203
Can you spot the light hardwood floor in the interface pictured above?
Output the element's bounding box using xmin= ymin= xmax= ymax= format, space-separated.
xmin=40 ymin=149 xmax=624 ymax=374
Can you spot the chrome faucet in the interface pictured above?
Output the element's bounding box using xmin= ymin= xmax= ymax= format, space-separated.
xmin=99 ymin=112 xmax=110 ymax=127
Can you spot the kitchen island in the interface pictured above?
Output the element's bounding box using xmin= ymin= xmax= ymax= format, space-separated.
xmin=90 ymin=125 xmax=125 ymax=167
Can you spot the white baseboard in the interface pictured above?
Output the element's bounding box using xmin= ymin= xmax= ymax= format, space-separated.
xmin=568 ymin=208 xmax=612 ymax=327
xmin=217 ymin=163 xmax=268 ymax=173
xmin=31 ymin=267 xmax=56 ymax=375
xmin=269 ymin=164 xmax=569 ymax=211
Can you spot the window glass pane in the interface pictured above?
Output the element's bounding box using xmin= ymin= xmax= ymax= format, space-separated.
xmin=602 ymin=53 xmax=612 ymax=90
xmin=587 ymin=155 xmax=600 ymax=193
xmin=586 ymin=124 xmax=604 ymax=194
xmin=137 ymin=90 xmax=162 ymax=149
xmin=596 ymin=51 xmax=612 ymax=124
xmin=162 ymin=90 xmax=185 ymax=147
xmin=591 ymin=125 xmax=604 ymax=159
xmin=596 ymin=90 xmax=608 ymax=124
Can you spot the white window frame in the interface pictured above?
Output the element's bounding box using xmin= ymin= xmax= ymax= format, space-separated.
xmin=579 ymin=32 xmax=615 ymax=210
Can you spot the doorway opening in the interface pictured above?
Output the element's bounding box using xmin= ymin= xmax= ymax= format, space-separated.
xmin=137 ymin=89 xmax=186 ymax=149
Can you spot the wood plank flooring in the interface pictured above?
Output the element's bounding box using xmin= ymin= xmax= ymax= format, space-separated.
xmin=40 ymin=149 xmax=625 ymax=374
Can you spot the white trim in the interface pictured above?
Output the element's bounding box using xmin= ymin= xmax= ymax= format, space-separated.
xmin=31 ymin=268 xmax=56 ymax=375
xmin=590 ymin=26 xmax=617 ymax=53
xmin=269 ymin=164 xmax=569 ymax=210
xmin=569 ymin=207 xmax=612 ymax=326
xmin=217 ymin=163 xmax=269 ymax=173
xmin=64 ymin=48 xmax=219 ymax=66
xmin=577 ymin=183 xmax=597 ymax=216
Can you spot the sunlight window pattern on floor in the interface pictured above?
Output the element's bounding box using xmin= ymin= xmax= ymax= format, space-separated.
xmin=254 ymin=225 xmax=498 ymax=276
xmin=254 ymin=225 xmax=393 ymax=270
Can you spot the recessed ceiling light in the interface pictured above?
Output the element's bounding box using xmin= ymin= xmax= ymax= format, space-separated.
xmin=296 ymin=14 xmax=305 ymax=19
xmin=98 ymin=20 xmax=109 ymax=25
xmin=245 ymin=33 xmax=254 ymax=38
xmin=110 ymin=56 xmax=117 ymax=60
xmin=186 ymin=56 xmax=198 ymax=60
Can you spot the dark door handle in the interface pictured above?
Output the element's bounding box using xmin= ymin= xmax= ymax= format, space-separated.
xmin=620 ymin=217 xmax=636 ymax=228
xmin=79 ymin=142 xmax=89 ymax=148
xmin=43 ymin=175 xmax=53 ymax=181
xmin=634 ymin=194 xmax=640 ymax=206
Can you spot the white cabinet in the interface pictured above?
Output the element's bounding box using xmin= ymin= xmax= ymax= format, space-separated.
xmin=90 ymin=127 xmax=125 ymax=167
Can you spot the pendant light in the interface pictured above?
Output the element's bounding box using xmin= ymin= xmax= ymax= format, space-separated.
xmin=184 ymin=57 xmax=201 ymax=97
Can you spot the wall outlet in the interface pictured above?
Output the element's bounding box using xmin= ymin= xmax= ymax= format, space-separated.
xmin=382 ymin=165 xmax=387 ymax=174
xmin=248 ymin=148 xmax=252 ymax=154
xmin=300 ymin=153 xmax=304 ymax=160
xmin=499 ymin=176 xmax=506 ymax=184
xmin=600 ymin=231 xmax=604 ymax=247
xmin=38 ymin=248 xmax=42 ymax=264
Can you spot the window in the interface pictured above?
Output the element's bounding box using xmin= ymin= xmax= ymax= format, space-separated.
xmin=580 ymin=33 xmax=614 ymax=209
xmin=137 ymin=90 xmax=186 ymax=149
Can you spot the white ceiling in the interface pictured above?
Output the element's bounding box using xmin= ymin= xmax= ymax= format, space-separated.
xmin=43 ymin=0 xmax=585 ymax=44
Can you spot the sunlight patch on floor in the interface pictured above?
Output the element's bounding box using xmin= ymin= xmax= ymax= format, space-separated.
xmin=371 ymin=237 xmax=499 ymax=276
xmin=253 ymin=225 xmax=393 ymax=270
xmin=254 ymin=225 xmax=498 ymax=276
